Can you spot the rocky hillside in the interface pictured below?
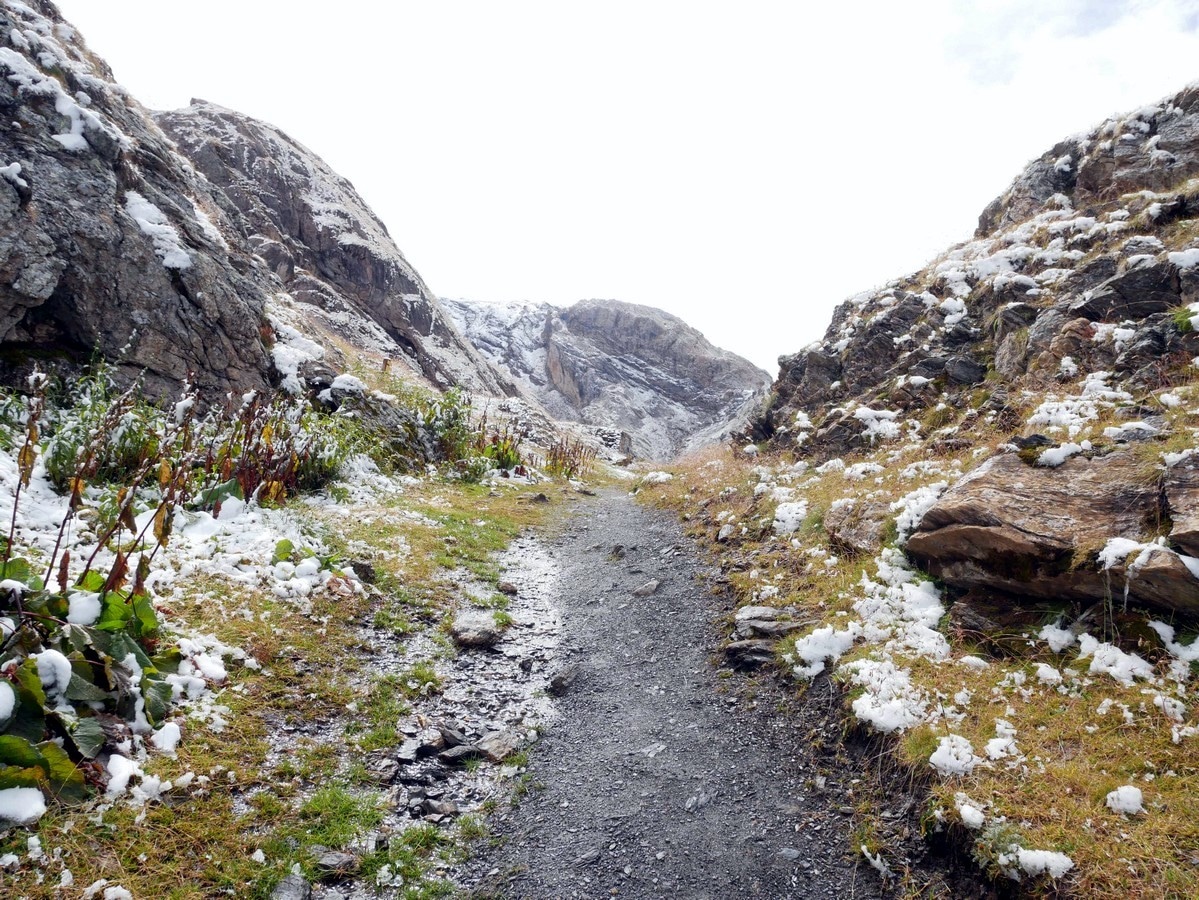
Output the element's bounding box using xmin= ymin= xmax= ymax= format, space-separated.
xmin=0 ymin=0 xmax=278 ymax=398
xmin=444 ymin=297 xmax=771 ymax=460
xmin=155 ymin=101 xmax=513 ymax=397
xmin=757 ymin=82 xmax=1199 ymax=618
xmin=631 ymin=81 xmax=1199 ymax=896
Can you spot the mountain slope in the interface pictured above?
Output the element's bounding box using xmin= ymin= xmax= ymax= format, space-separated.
xmin=444 ymin=297 xmax=771 ymax=460
xmin=155 ymin=101 xmax=514 ymax=396
xmin=631 ymin=81 xmax=1199 ymax=896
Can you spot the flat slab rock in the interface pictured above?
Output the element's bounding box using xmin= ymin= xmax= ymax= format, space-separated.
xmin=907 ymin=451 xmax=1199 ymax=614
xmin=475 ymin=728 xmax=526 ymax=763
xmin=733 ymin=605 xmax=811 ymax=640
xmin=450 ymin=609 xmax=502 ymax=648
xmin=270 ymin=874 xmax=312 ymax=900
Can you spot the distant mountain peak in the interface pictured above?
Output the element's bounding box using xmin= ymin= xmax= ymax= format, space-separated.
xmin=444 ymin=297 xmax=771 ymax=460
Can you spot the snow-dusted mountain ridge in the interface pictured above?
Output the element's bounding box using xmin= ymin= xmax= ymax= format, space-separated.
xmin=443 ymin=297 xmax=772 ymax=460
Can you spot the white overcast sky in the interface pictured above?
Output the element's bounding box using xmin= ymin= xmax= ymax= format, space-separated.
xmin=52 ymin=0 xmax=1199 ymax=373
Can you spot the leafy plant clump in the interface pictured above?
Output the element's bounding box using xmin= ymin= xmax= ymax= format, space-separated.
xmin=0 ymin=365 xmax=392 ymax=811
xmin=543 ymin=437 xmax=598 ymax=479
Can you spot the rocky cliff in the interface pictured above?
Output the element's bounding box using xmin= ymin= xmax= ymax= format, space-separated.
xmin=155 ymin=101 xmax=512 ymax=396
xmin=0 ymin=1 xmax=510 ymax=401
xmin=443 ymin=297 xmax=772 ymax=460
xmin=757 ymin=82 xmax=1199 ymax=618
xmin=0 ymin=0 xmax=278 ymax=398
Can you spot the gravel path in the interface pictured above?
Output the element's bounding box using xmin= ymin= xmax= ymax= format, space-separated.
xmin=463 ymin=487 xmax=901 ymax=899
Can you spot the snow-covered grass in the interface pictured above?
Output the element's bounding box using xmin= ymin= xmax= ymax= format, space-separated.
xmin=0 ymin=459 xmax=560 ymax=898
xmin=0 ymin=362 xmax=582 ymax=897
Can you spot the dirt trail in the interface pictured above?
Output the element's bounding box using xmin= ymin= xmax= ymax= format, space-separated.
xmin=463 ymin=487 xmax=904 ymax=899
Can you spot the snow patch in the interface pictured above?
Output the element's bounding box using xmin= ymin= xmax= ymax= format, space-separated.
xmin=124 ymin=192 xmax=192 ymax=269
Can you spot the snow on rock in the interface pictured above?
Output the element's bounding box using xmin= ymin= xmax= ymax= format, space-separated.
xmin=1106 ymin=785 xmax=1144 ymax=815
xmin=853 ymin=406 xmax=901 ymax=442
xmin=329 ymin=373 xmax=366 ymax=394
xmin=123 ymin=192 xmax=192 ymax=269
xmin=890 ymin=482 xmax=948 ymax=544
xmin=268 ymin=315 xmax=325 ymax=395
xmin=1097 ymin=536 xmax=1157 ymax=570
xmin=0 ymin=787 xmax=46 ymax=825
xmin=1168 ymin=248 xmax=1199 ymax=269
xmin=1037 ymin=441 xmax=1087 ymax=467
xmin=640 ymin=471 xmax=674 ymax=485
xmin=929 ymin=734 xmax=982 ymax=775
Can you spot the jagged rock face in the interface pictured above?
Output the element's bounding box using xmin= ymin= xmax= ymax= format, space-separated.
xmin=443 ymin=298 xmax=771 ymax=460
xmin=978 ymin=84 xmax=1199 ymax=236
xmin=0 ymin=1 xmax=276 ymax=398
xmin=763 ymin=84 xmax=1199 ymax=461
xmin=155 ymin=101 xmax=512 ymax=396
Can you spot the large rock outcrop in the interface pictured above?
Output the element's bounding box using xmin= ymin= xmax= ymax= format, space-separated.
xmin=761 ymin=84 xmax=1199 ymax=463
xmin=0 ymin=1 xmax=278 ymax=398
xmin=443 ymin=298 xmax=771 ymax=460
xmin=906 ymin=452 xmax=1199 ymax=616
xmin=154 ymin=101 xmax=512 ymax=396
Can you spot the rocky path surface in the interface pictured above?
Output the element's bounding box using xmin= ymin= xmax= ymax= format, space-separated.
xmin=462 ymin=487 xmax=921 ymax=899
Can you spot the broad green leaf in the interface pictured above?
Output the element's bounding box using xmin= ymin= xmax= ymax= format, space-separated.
xmin=144 ymin=678 xmax=172 ymax=725
xmin=131 ymin=592 xmax=158 ymax=637
xmin=0 ymin=558 xmax=31 ymax=584
xmin=67 ymin=717 xmax=105 ymax=760
xmin=0 ymin=764 xmax=43 ymax=789
xmin=38 ymin=741 xmax=86 ymax=803
xmin=196 ymin=478 xmax=242 ymax=508
xmin=15 ymin=658 xmax=45 ymax=707
xmin=151 ymin=646 xmax=182 ymax=675
xmin=7 ymin=680 xmax=45 ymax=744
xmin=64 ymin=671 xmax=108 ymax=704
xmin=0 ymin=734 xmax=47 ymax=772
xmin=272 ymin=539 xmax=295 ymax=564
xmin=65 ymin=624 xmax=94 ymax=655
xmin=108 ymin=633 xmax=153 ymax=673
xmin=76 ymin=570 xmax=105 ymax=593
xmin=95 ymin=591 xmax=133 ymax=632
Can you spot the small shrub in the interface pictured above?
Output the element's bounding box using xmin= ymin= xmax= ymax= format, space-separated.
xmin=1172 ymin=304 xmax=1197 ymax=333
xmin=544 ymin=437 xmax=598 ymax=479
